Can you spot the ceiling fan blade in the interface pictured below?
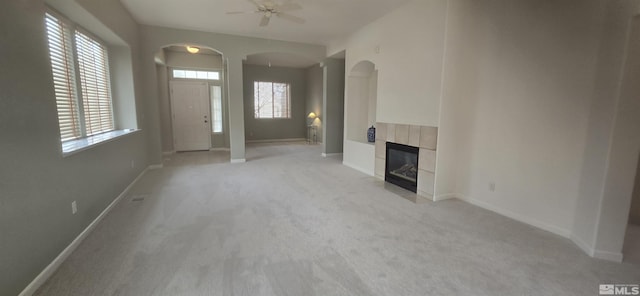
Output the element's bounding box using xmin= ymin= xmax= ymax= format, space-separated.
xmin=277 ymin=2 xmax=302 ymax=11
xmin=259 ymin=15 xmax=271 ymax=26
xmin=276 ymin=12 xmax=305 ymax=24
xmin=247 ymin=0 xmax=264 ymax=9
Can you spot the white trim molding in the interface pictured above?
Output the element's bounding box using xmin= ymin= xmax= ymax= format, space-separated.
xmin=148 ymin=164 xmax=163 ymax=170
xmin=245 ymin=138 xmax=306 ymax=144
xmin=570 ymin=234 xmax=623 ymax=263
xmin=19 ymin=166 xmax=151 ymax=296
xmin=230 ymin=158 xmax=246 ymax=163
xmin=466 ymin=197 xmax=571 ymax=238
xmin=321 ymin=152 xmax=343 ymax=157
xmin=434 ymin=193 xmax=457 ymax=202
xmin=593 ymin=249 xmax=624 ymax=262
xmin=342 ymin=161 xmax=375 ymax=176
xmin=453 ymin=193 xmax=625 ymax=262
xmin=570 ymin=234 xmax=596 ymax=258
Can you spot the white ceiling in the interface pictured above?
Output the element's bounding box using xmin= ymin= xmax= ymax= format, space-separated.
xmin=120 ymin=0 xmax=412 ymax=45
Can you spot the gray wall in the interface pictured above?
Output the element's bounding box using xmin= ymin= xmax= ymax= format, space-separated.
xmin=166 ymin=51 xmax=223 ymax=69
xmin=630 ymin=156 xmax=640 ymax=225
xmin=305 ymin=64 xmax=323 ymax=143
xmin=323 ymin=58 xmax=345 ymax=154
xmin=243 ymin=65 xmax=307 ymax=141
xmin=0 ymin=0 xmax=148 ymax=295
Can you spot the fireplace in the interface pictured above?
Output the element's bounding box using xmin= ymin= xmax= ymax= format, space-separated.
xmin=385 ymin=142 xmax=419 ymax=193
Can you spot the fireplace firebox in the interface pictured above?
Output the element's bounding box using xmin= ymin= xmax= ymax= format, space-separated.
xmin=385 ymin=142 xmax=419 ymax=193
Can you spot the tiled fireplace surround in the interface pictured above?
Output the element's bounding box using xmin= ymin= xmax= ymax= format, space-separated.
xmin=374 ymin=123 xmax=438 ymax=200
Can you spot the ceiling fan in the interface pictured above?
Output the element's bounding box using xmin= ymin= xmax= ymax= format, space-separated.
xmin=226 ymin=0 xmax=305 ymax=27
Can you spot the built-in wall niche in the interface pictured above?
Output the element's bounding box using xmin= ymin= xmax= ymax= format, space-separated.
xmin=346 ymin=61 xmax=377 ymax=144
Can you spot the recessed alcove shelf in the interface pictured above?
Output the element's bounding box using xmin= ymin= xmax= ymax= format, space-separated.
xmin=346 ymin=61 xmax=377 ymax=144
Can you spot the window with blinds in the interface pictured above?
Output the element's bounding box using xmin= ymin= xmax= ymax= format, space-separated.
xmin=75 ymin=30 xmax=114 ymax=135
xmin=45 ymin=13 xmax=80 ymax=141
xmin=253 ymin=81 xmax=291 ymax=119
xmin=44 ymin=12 xmax=114 ymax=141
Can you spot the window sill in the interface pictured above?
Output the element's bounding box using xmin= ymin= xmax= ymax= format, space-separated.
xmin=62 ymin=129 xmax=140 ymax=157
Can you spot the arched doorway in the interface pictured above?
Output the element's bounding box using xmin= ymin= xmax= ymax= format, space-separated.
xmin=154 ymin=44 xmax=230 ymax=154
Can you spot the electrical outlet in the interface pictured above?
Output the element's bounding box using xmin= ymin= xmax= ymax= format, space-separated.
xmin=489 ymin=182 xmax=496 ymax=192
xmin=71 ymin=201 xmax=77 ymax=214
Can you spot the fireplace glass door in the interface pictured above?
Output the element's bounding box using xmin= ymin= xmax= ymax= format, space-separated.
xmin=385 ymin=142 xmax=419 ymax=192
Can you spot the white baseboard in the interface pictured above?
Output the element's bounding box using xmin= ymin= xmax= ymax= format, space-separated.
xmin=571 ymin=234 xmax=595 ymax=257
xmin=230 ymin=158 xmax=246 ymax=163
xmin=460 ymin=194 xmax=625 ymax=262
xmin=570 ymin=234 xmax=624 ymax=262
xmin=466 ymin=197 xmax=571 ymax=238
xmin=342 ymin=161 xmax=374 ymax=176
xmin=593 ymin=249 xmax=624 ymax=262
xmin=434 ymin=193 xmax=457 ymax=202
xmin=246 ymin=138 xmax=306 ymax=144
xmin=321 ymin=153 xmax=343 ymax=157
xmin=162 ymin=151 xmax=174 ymax=156
xmin=19 ymin=166 xmax=150 ymax=296
xmin=148 ymin=164 xmax=163 ymax=170
xmin=452 ymin=194 xmax=571 ymax=237
xmin=209 ymin=147 xmax=230 ymax=151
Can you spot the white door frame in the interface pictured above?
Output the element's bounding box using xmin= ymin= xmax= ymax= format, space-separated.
xmin=170 ymin=80 xmax=212 ymax=151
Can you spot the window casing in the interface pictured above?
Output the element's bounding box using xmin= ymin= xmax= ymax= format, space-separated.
xmin=173 ymin=69 xmax=220 ymax=80
xmin=253 ymin=81 xmax=291 ymax=119
xmin=45 ymin=12 xmax=114 ymax=142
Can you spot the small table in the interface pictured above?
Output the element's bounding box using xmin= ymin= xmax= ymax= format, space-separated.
xmin=307 ymin=125 xmax=317 ymax=144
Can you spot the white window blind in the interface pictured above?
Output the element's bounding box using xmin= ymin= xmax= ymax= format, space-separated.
xmin=45 ymin=12 xmax=115 ymax=142
xmin=254 ymin=81 xmax=291 ymax=119
xmin=45 ymin=13 xmax=80 ymax=141
xmin=75 ymin=30 xmax=114 ymax=135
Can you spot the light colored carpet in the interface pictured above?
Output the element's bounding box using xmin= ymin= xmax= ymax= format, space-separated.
xmin=35 ymin=142 xmax=640 ymax=296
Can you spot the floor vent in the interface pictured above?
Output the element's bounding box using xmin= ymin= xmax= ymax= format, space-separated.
xmin=130 ymin=194 xmax=148 ymax=202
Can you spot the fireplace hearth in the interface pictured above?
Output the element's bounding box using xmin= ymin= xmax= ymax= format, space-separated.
xmin=385 ymin=142 xmax=419 ymax=193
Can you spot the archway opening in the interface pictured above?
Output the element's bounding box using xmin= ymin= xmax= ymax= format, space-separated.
xmin=242 ymin=52 xmax=321 ymax=147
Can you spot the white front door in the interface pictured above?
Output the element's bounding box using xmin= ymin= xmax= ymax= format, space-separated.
xmin=170 ymin=81 xmax=211 ymax=151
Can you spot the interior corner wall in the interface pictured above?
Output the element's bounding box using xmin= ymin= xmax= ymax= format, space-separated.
xmin=434 ymin=0 xmax=471 ymax=199
xmin=322 ymin=58 xmax=345 ymax=154
xmin=0 ymin=1 xmax=147 ymax=295
xmin=593 ymin=14 xmax=640 ymax=257
xmin=156 ymin=64 xmax=172 ymax=152
xmin=306 ymin=64 xmax=324 ymax=143
xmin=443 ymin=0 xmax=607 ymax=237
xmin=630 ymin=157 xmax=640 ymax=225
xmin=570 ymin=0 xmax=639 ymax=255
xmin=242 ymin=64 xmax=307 ymax=141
